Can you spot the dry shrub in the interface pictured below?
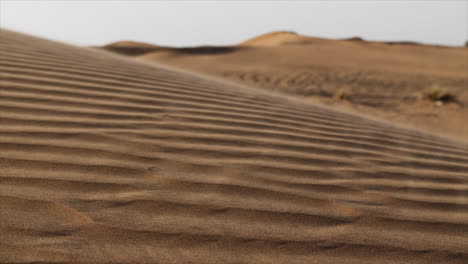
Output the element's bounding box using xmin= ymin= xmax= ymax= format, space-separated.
xmin=333 ymin=89 xmax=350 ymax=101
xmin=423 ymin=85 xmax=457 ymax=104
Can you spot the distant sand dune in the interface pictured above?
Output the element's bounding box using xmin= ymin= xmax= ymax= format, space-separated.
xmin=1 ymin=29 xmax=468 ymax=263
xmin=240 ymin=31 xmax=320 ymax=46
xmin=134 ymin=32 xmax=468 ymax=141
xmin=101 ymin=40 xmax=161 ymax=55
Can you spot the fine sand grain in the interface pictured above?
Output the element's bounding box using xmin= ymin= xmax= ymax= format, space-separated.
xmin=1 ymin=29 xmax=468 ymax=263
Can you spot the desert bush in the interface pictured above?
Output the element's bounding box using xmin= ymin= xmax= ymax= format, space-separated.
xmin=333 ymin=89 xmax=350 ymax=101
xmin=423 ymin=85 xmax=457 ymax=104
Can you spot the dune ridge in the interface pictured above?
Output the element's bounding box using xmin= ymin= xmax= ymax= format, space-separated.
xmin=1 ymin=29 xmax=468 ymax=263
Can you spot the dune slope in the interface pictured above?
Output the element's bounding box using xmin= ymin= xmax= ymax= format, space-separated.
xmin=1 ymin=30 xmax=468 ymax=264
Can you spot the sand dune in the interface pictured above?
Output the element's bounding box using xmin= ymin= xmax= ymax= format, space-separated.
xmin=101 ymin=41 xmax=161 ymax=56
xmin=1 ymin=29 xmax=468 ymax=263
xmin=240 ymin=31 xmax=444 ymax=47
xmin=239 ymin=31 xmax=326 ymax=46
xmin=129 ymin=31 xmax=468 ymax=141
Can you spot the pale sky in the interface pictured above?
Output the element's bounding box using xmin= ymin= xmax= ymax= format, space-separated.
xmin=1 ymin=0 xmax=467 ymax=47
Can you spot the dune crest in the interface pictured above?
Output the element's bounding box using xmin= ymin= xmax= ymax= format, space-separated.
xmin=240 ymin=31 xmax=326 ymax=46
xmin=1 ymin=29 xmax=468 ymax=263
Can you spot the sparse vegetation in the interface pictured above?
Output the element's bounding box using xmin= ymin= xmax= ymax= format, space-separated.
xmin=333 ymin=89 xmax=350 ymax=101
xmin=423 ymin=85 xmax=457 ymax=104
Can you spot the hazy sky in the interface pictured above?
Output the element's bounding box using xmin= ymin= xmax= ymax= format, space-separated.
xmin=1 ymin=0 xmax=467 ymax=47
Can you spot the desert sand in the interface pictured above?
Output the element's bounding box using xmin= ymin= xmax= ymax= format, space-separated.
xmin=115 ymin=31 xmax=468 ymax=141
xmin=1 ymin=29 xmax=468 ymax=263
